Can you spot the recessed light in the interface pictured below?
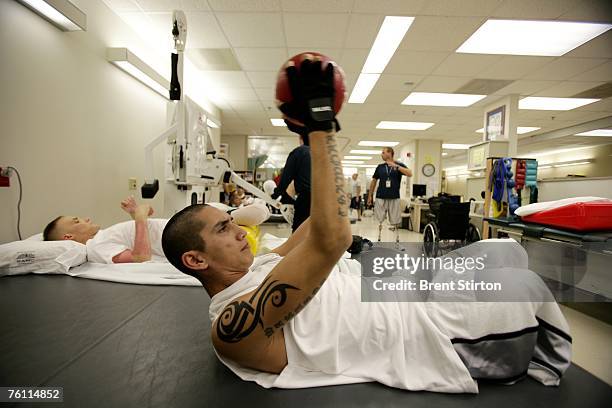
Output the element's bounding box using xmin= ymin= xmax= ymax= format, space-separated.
xmin=517 ymin=127 xmax=540 ymax=134
xmin=575 ymin=129 xmax=612 ymax=137
xmin=362 ymin=16 xmax=415 ymax=74
xmin=350 ymin=149 xmax=382 ymax=155
xmin=344 ymin=156 xmax=372 ymax=160
xmin=402 ymin=92 xmax=486 ymax=107
xmin=348 ymin=73 xmax=380 ymax=104
xmin=519 ymin=97 xmax=600 ymax=110
xmin=376 ymin=121 xmax=434 ymax=130
xmin=358 ymin=141 xmax=399 ymax=147
xmin=475 ymin=128 xmax=484 ymax=133
xmin=342 ymin=160 xmax=365 ymax=164
xmin=442 ymin=143 xmax=470 ymax=150
xmin=442 ymin=152 xmax=448 ymax=156
xmin=348 ymin=16 xmax=415 ymax=104
xmin=456 ymin=19 xmax=612 ymax=56
xmin=270 ymin=119 xmax=286 ymax=127
xmin=206 ymin=118 xmax=219 ymax=128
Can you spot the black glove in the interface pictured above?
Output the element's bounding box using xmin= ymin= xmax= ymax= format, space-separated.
xmin=279 ymin=59 xmax=340 ymax=133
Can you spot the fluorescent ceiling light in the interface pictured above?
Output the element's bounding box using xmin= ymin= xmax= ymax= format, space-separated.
xmin=270 ymin=119 xmax=286 ymax=127
xmin=538 ymin=165 xmax=553 ymax=169
xmin=476 ymin=128 xmax=484 ymax=133
xmin=575 ymin=129 xmax=612 ymax=137
xmin=344 ymin=156 xmax=372 ymax=160
xmin=18 ymin=0 xmax=86 ymax=31
xmin=442 ymin=152 xmax=448 ymax=156
xmin=402 ymin=92 xmax=486 ymax=107
xmin=517 ymin=127 xmax=540 ymax=134
xmin=553 ymin=160 xmax=592 ymax=168
xmin=362 ymin=16 xmax=415 ymax=73
xmin=348 ymin=16 xmax=414 ymax=104
xmin=206 ymin=118 xmax=219 ymax=128
xmin=358 ymin=141 xmax=399 ymax=147
xmin=350 ymin=149 xmax=381 ymax=154
xmin=342 ymin=160 xmax=365 ymax=164
xmin=107 ymin=48 xmax=169 ymax=98
xmin=443 ymin=143 xmax=470 ymax=150
xmin=456 ymin=20 xmax=612 ymax=56
xmin=519 ymin=97 xmax=599 ymax=110
xmin=348 ymin=73 xmax=380 ymax=103
xmin=355 ymin=164 xmax=378 ymax=168
xmin=376 ymin=121 xmax=434 ymax=130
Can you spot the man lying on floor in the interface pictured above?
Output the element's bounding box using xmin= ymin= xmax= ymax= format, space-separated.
xmin=160 ymin=59 xmax=571 ymax=393
xmin=43 ymin=196 xmax=165 ymax=263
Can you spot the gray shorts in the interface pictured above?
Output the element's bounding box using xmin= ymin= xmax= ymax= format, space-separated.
xmin=374 ymin=198 xmax=401 ymax=225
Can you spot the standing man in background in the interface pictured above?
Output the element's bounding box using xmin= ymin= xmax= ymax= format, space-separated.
xmin=274 ymin=129 xmax=311 ymax=232
xmin=349 ymin=173 xmax=363 ymax=221
xmin=367 ymin=147 xmax=412 ymax=243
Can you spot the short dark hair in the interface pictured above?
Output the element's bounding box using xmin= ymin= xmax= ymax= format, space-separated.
xmin=43 ymin=216 xmax=64 ymax=241
xmin=162 ymin=204 xmax=209 ymax=276
xmin=384 ymin=147 xmax=394 ymax=157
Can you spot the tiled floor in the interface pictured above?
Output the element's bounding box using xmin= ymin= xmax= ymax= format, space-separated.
xmin=260 ymin=216 xmax=612 ymax=386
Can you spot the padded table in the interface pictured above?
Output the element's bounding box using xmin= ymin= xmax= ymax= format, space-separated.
xmin=1 ymin=275 xmax=610 ymax=408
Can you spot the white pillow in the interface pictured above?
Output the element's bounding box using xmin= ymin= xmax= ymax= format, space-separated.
xmin=25 ymin=233 xmax=44 ymax=241
xmin=0 ymin=240 xmax=87 ymax=276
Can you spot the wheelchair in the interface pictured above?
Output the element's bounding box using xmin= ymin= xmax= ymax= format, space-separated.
xmin=422 ymin=196 xmax=481 ymax=257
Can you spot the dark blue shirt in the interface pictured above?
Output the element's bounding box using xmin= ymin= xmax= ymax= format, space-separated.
xmin=275 ymin=145 xmax=311 ymax=196
xmin=372 ymin=162 xmax=407 ymax=199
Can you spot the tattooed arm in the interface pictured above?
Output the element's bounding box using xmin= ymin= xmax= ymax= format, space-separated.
xmin=211 ymin=129 xmax=352 ymax=373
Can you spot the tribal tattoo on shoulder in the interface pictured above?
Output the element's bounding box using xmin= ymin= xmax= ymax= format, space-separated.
xmin=216 ymin=278 xmax=324 ymax=343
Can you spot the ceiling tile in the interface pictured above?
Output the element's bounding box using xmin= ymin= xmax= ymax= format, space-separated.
xmin=494 ymin=79 xmax=561 ymax=96
xmin=207 ymin=0 xmax=280 ymax=12
xmin=569 ymin=61 xmax=612 ymax=82
xmin=432 ymin=54 xmax=504 ymax=77
xmin=280 ymin=0 xmax=354 ymax=12
xmin=384 ymin=50 xmax=449 ymax=75
xmin=401 ymin=16 xmax=485 ymax=52
xmin=134 ymin=0 xmax=210 ymax=11
xmin=287 ymin=48 xmax=342 ymax=62
xmin=524 ymin=57 xmax=609 ymax=81
xmin=245 ymin=71 xmax=277 ymax=87
xmin=184 ymin=12 xmax=232 ymax=48
xmin=337 ymin=49 xmax=369 ymax=73
xmin=352 ymin=0 xmax=427 ymax=14
xmin=216 ymin=13 xmax=285 ymax=47
xmin=283 ymin=13 xmax=350 ymax=48
xmin=564 ymin=30 xmax=612 ymax=59
xmin=558 ymin=0 xmax=612 ymax=23
xmin=203 ymin=71 xmax=252 ymax=88
xmin=233 ymin=48 xmax=288 ymax=71
xmin=490 ymin=0 xmax=576 ymax=19
xmin=365 ymin=89 xmax=408 ymax=105
xmin=418 ymin=0 xmax=504 ymax=16
xmin=534 ymin=81 xmax=607 ymax=97
xmin=414 ymin=76 xmax=470 ymax=92
xmin=102 ymin=0 xmax=141 ymax=12
xmin=376 ymin=74 xmax=423 ymax=91
xmin=344 ymin=14 xmax=384 ymax=49
xmin=477 ymin=56 xmax=554 ymax=80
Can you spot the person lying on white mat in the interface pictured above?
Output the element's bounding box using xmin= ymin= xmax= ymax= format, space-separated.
xmin=42 ymin=196 xmax=165 ymax=264
xmin=160 ymin=59 xmax=571 ymax=392
xmin=42 ymin=197 xmax=270 ymax=264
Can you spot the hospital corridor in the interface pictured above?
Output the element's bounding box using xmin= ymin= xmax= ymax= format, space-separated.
xmin=1 ymin=0 xmax=611 ymax=407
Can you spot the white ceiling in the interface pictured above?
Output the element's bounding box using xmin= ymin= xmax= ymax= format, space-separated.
xmin=102 ymin=0 xmax=612 ymax=164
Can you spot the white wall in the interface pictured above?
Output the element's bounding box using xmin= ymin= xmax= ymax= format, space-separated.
xmin=0 ymin=0 xmax=217 ymax=243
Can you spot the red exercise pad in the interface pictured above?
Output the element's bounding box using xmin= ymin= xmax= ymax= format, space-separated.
xmin=522 ymin=201 xmax=612 ymax=232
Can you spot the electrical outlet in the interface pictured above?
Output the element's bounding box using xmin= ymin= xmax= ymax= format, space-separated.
xmin=128 ymin=178 xmax=137 ymax=190
xmin=0 ymin=167 xmax=9 ymax=187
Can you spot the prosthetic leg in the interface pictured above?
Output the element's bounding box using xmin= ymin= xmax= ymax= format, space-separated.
xmin=377 ymin=223 xmax=383 ymax=242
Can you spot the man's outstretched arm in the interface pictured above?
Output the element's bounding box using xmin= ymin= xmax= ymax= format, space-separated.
xmin=212 ymin=127 xmax=351 ymax=372
xmin=112 ymin=197 xmax=153 ymax=263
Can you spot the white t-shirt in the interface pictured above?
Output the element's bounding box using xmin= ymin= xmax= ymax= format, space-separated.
xmin=350 ymin=178 xmax=362 ymax=197
xmin=86 ymin=218 xmax=168 ymax=263
xmin=208 ymin=253 xmax=478 ymax=393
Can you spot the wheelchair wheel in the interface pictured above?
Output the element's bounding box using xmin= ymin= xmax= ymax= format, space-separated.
xmin=465 ymin=223 xmax=481 ymax=243
xmin=423 ymin=223 xmax=439 ymax=257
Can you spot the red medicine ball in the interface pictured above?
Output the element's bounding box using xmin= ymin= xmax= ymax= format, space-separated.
xmin=275 ymin=52 xmax=346 ymax=125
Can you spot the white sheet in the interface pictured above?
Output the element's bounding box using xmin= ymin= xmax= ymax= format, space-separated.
xmin=66 ymin=261 xmax=200 ymax=286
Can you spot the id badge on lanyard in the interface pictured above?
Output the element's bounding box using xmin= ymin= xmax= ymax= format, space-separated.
xmin=385 ymin=165 xmax=392 ymax=188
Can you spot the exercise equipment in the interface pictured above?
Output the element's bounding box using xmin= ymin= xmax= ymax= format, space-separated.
xmin=275 ymin=52 xmax=346 ymax=125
